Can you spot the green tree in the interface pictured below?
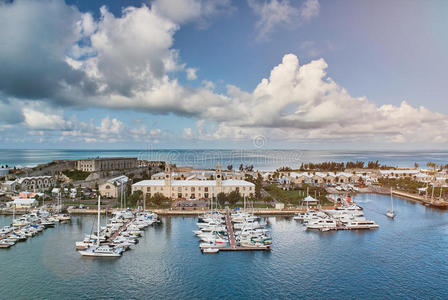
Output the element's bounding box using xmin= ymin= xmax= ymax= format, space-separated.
xmin=151 ymin=192 xmax=169 ymax=206
xmin=217 ymin=192 xmax=227 ymax=206
xmin=227 ymin=190 xmax=241 ymax=205
xmin=129 ymin=190 xmax=143 ymax=206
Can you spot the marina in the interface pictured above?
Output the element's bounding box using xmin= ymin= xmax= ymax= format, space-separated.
xmin=0 ymin=209 xmax=70 ymax=249
xmin=75 ymin=197 xmax=160 ymax=257
xmin=0 ymin=193 xmax=447 ymax=299
xmin=195 ymin=209 xmax=271 ymax=253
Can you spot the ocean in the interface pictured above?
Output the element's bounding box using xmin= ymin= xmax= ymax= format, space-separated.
xmin=1 ymin=149 xmax=447 ymax=170
xmin=0 ymin=194 xmax=447 ymax=299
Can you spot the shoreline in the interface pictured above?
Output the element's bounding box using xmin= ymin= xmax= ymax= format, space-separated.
xmin=2 ymin=191 xmax=447 ymax=216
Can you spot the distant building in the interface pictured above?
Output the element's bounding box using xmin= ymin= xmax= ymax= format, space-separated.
xmin=16 ymin=176 xmax=55 ymax=192
xmin=76 ymin=157 xmax=137 ymax=172
xmin=0 ymin=167 xmax=9 ymax=177
xmin=99 ymin=175 xmax=129 ymax=198
xmin=151 ymin=170 xmax=245 ymax=181
xmin=132 ymin=164 xmax=254 ymax=200
xmin=8 ymin=198 xmax=38 ymax=209
xmin=1 ymin=180 xmax=17 ymax=192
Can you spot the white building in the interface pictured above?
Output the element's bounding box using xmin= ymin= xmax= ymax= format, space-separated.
xmin=99 ymin=175 xmax=129 ymax=198
xmin=8 ymin=198 xmax=38 ymax=209
xmin=132 ymin=164 xmax=254 ymax=200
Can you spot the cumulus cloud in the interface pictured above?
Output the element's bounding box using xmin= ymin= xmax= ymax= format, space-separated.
xmin=0 ymin=0 xmax=447 ymax=147
xmin=0 ymin=0 xmax=97 ymax=103
xmin=248 ymin=0 xmax=320 ymax=40
xmin=180 ymin=53 xmax=448 ymax=145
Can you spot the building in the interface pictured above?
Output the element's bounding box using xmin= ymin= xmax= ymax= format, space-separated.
xmin=1 ymin=180 xmax=17 ymax=192
xmin=0 ymin=167 xmax=9 ymax=177
xmin=76 ymin=157 xmax=137 ymax=172
xmin=132 ymin=164 xmax=254 ymax=200
xmin=8 ymin=198 xmax=38 ymax=209
xmin=99 ymin=175 xmax=129 ymax=198
xmin=16 ymin=176 xmax=55 ymax=192
xmin=151 ymin=170 xmax=245 ymax=181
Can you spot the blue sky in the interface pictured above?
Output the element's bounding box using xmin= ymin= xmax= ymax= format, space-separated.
xmin=0 ymin=0 xmax=447 ymax=149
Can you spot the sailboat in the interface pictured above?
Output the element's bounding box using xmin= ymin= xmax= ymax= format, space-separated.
xmin=386 ymin=188 xmax=395 ymax=219
xmin=78 ymin=196 xmax=123 ymax=257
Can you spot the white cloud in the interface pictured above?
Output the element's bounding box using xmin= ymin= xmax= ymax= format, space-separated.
xmin=186 ymin=68 xmax=198 ymax=80
xmin=0 ymin=1 xmax=447 ymax=148
xmin=151 ymin=0 xmax=233 ymax=26
xmin=300 ymin=0 xmax=320 ymax=22
xmin=248 ymin=0 xmax=299 ymax=40
xmin=23 ymin=109 xmax=66 ymax=130
xmin=181 ymin=53 xmax=448 ymax=145
xmin=201 ymin=80 xmax=216 ymax=90
xmin=61 ymin=116 xmax=164 ymax=144
xmin=248 ymin=0 xmax=320 ymax=40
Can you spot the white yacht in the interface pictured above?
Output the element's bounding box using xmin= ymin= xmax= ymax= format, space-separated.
xmin=78 ymin=196 xmax=122 ymax=257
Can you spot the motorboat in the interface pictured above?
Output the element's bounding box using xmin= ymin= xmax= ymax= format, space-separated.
xmin=306 ymin=219 xmax=338 ymax=231
xmin=202 ymin=248 xmax=219 ymax=253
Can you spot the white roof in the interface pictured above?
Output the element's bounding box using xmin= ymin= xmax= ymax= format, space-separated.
xmin=379 ymin=170 xmax=419 ymax=175
xmin=12 ymin=198 xmax=38 ymax=205
xmin=52 ymin=188 xmax=60 ymax=193
xmin=107 ymin=175 xmax=129 ymax=185
xmin=132 ymin=179 xmax=254 ymax=187
xmin=303 ymin=195 xmax=317 ymax=202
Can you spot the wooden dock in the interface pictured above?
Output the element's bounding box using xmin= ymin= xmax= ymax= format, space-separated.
xmin=204 ymin=210 xmax=270 ymax=252
xmin=105 ymin=218 xmax=134 ymax=243
xmin=225 ymin=211 xmax=237 ymax=249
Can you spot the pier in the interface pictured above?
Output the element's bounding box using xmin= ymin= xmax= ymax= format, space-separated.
xmin=105 ymin=217 xmax=134 ymax=243
xmin=204 ymin=210 xmax=270 ymax=252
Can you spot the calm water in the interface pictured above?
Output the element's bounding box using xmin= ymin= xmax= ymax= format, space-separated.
xmin=1 ymin=194 xmax=448 ymax=299
xmin=1 ymin=149 xmax=447 ymax=169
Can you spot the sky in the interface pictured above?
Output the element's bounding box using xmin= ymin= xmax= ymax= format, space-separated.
xmin=0 ymin=0 xmax=447 ymax=150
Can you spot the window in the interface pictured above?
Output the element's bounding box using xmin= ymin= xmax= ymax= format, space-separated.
xmin=191 ymin=187 xmax=195 ymax=192
xmin=205 ymin=187 xmax=209 ymax=192
xmin=147 ymin=187 xmax=151 ymax=192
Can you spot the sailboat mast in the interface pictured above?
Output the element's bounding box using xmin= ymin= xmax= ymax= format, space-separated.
xmin=390 ymin=188 xmax=394 ymax=211
xmin=97 ymin=195 xmax=100 ymax=247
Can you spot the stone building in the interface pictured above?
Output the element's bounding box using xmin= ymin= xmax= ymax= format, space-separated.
xmin=76 ymin=157 xmax=137 ymax=172
xmin=15 ymin=176 xmax=55 ymax=192
xmin=132 ymin=163 xmax=254 ymax=200
xmin=98 ymin=175 xmax=129 ymax=198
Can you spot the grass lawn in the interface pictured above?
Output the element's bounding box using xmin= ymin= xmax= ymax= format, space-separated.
xmin=264 ymin=184 xmax=332 ymax=206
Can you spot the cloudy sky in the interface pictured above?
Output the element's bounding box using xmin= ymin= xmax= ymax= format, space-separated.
xmin=0 ymin=0 xmax=447 ymax=150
